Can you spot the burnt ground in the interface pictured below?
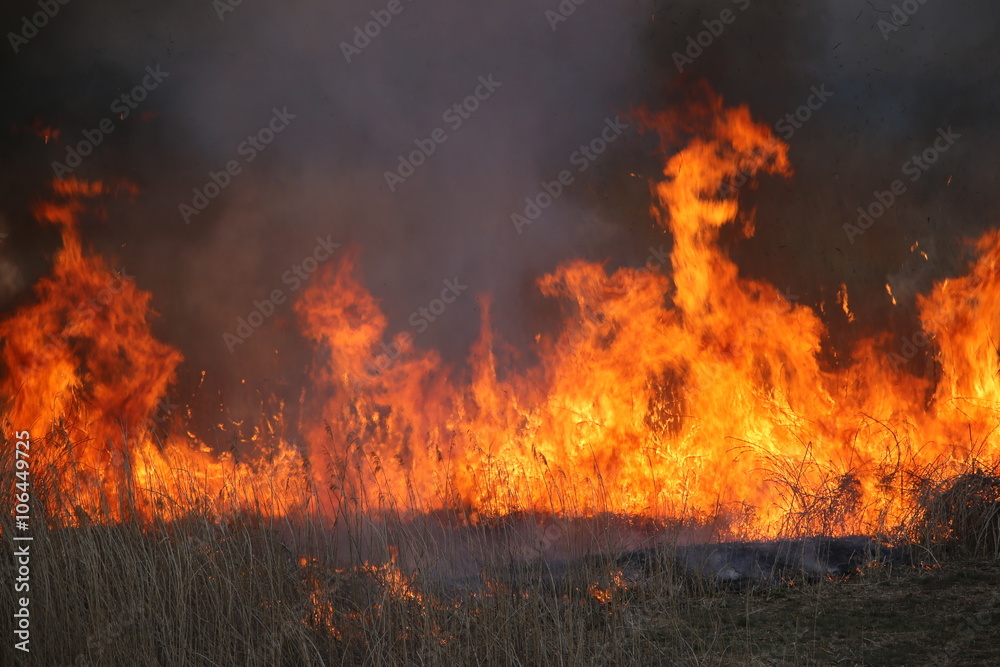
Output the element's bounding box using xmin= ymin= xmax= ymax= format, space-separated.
xmin=472 ymin=538 xmax=1000 ymax=665
xmin=666 ymin=559 xmax=1000 ymax=666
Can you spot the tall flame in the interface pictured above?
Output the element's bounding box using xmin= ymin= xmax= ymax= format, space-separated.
xmin=1 ymin=178 xmax=307 ymax=523
xmin=1 ymin=179 xmax=181 ymax=517
xmin=5 ymin=93 xmax=1000 ymax=539
xmin=295 ymin=93 xmax=1000 ymax=537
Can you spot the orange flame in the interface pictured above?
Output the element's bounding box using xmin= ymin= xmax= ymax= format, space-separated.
xmin=5 ymin=91 xmax=1000 ymax=541
xmin=1 ymin=179 xmax=307 ymax=523
xmin=294 ymin=92 xmax=1000 ymax=537
xmin=18 ymin=119 xmax=60 ymax=144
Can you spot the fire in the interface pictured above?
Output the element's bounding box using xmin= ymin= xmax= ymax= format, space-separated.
xmin=294 ymin=91 xmax=1000 ymax=537
xmin=589 ymin=569 xmax=629 ymax=606
xmin=0 ymin=178 xmax=308 ymax=524
xmin=4 ymin=90 xmax=1000 ymax=540
xmin=16 ymin=119 xmax=61 ymax=144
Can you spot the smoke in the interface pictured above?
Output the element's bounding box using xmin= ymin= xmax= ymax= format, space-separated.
xmin=1 ymin=0 xmax=998 ymax=434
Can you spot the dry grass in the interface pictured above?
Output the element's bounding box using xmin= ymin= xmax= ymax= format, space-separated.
xmin=3 ymin=428 xmax=1000 ymax=666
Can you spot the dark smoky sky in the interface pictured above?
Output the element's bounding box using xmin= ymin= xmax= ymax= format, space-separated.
xmin=0 ymin=0 xmax=998 ymax=430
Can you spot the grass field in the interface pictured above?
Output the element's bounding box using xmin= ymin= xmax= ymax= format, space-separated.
xmin=3 ymin=456 xmax=1000 ymax=666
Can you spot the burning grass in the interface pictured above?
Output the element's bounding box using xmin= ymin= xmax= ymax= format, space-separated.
xmin=2 ymin=429 xmax=1000 ymax=666
xmin=6 ymin=90 xmax=1000 ymax=663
